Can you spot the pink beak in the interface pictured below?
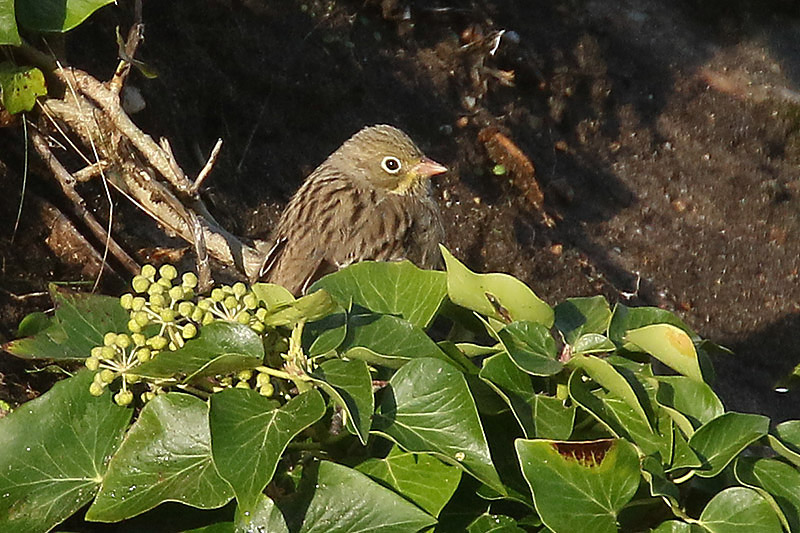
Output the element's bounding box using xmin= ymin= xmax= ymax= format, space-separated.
xmin=412 ymin=156 xmax=448 ymax=178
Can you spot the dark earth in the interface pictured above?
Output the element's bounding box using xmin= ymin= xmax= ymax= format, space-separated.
xmin=2 ymin=0 xmax=800 ymax=422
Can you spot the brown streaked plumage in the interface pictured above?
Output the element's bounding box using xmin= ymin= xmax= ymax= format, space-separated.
xmin=259 ymin=124 xmax=446 ymax=295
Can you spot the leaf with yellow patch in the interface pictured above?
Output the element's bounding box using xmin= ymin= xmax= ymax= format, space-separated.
xmin=625 ymin=324 xmax=703 ymax=382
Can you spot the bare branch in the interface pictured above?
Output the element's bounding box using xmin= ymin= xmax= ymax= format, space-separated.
xmin=190 ymin=138 xmax=223 ymax=196
xmin=30 ymin=129 xmax=141 ymax=275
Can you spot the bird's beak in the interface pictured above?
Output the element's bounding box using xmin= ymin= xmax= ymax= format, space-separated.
xmin=412 ymin=157 xmax=448 ymax=178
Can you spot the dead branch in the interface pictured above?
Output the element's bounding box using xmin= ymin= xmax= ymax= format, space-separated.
xmin=28 ymin=56 xmax=265 ymax=282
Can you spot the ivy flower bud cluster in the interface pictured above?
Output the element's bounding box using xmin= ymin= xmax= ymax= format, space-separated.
xmin=196 ymin=282 xmax=269 ymax=334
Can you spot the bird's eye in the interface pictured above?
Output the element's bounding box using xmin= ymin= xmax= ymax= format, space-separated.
xmin=381 ymin=156 xmax=402 ymax=174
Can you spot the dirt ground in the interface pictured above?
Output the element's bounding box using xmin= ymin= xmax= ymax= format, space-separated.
xmin=2 ymin=0 xmax=800 ymax=421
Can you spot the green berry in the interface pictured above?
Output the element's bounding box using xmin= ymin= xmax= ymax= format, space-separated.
xmin=190 ymin=307 xmax=205 ymax=322
xmin=132 ymin=333 xmax=146 ymax=346
xmin=99 ymin=369 xmax=115 ymax=384
xmin=115 ymin=334 xmax=131 ymax=349
xmin=141 ymin=391 xmax=155 ymax=402
xmin=169 ymin=286 xmax=185 ymax=301
xmin=237 ymin=369 xmax=253 ymax=381
xmin=243 ymin=293 xmax=258 ymax=309
xmin=223 ymin=296 xmax=238 ymax=311
xmin=103 ymin=332 xmax=118 ymax=347
xmin=251 ymin=321 xmax=266 ymax=334
xmin=159 ymin=308 xmax=177 ymax=322
xmin=134 ymin=311 xmax=150 ymax=327
xmin=159 ymin=264 xmax=178 ymax=281
xmin=178 ymin=301 xmax=194 ymax=317
xmin=128 ymin=319 xmax=142 ymax=333
xmin=101 ymin=345 xmax=116 ymax=360
xmin=259 ymin=382 xmax=275 ymax=397
xmin=141 ymin=264 xmax=157 ymax=280
xmin=89 ymin=382 xmax=105 ymax=396
xmin=236 ymin=311 xmax=251 ymax=324
xmin=131 ymin=296 xmax=146 ymax=311
xmin=137 ymin=347 xmax=152 ymax=362
xmin=149 ymin=293 xmax=166 ymax=309
xmin=91 ymin=346 xmax=104 ymax=358
xmin=120 ymin=293 xmax=134 ymax=309
xmin=255 ymin=308 xmax=268 ymax=321
xmin=148 ymin=336 xmax=168 ymax=350
xmin=182 ymin=323 xmax=198 ymax=339
xmin=156 ymin=277 xmax=173 ymax=289
xmin=85 ymin=356 xmax=100 ymax=371
xmin=114 ymin=390 xmax=134 ymax=406
xmin=211 ymin=288 xmax=225 ymax=302
xmin=132 ymin=275 xmax=150 ymax=293
xmin=124 ymin=373 xmax=141 ymax=384
xmin=197 ymin=299 xmax=212 ymax=311
xmin=256 ymin=373 xmax=270 ymax=388
xmin=235 ymin=381 xmax=251 ymax=389
xmin=148 ymin=282 xmax=165 ymax=295
xmin=182 ymin=272 xmax=198 ymax=289
xmin=232 ymin=282 xmax=247 ymax=298
xmin=202 ymin=312 xmax=215 ymax=325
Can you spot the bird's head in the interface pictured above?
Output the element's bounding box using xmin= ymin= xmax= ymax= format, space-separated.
xmin=330 ymin=124 xmax=447 ymax=194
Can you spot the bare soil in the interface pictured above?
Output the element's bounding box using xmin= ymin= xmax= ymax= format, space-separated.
xmin=2 ymin=0 xmax=800 ymax=421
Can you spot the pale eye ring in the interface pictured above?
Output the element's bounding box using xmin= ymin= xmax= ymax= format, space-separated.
xmin=381 ymin=156 xmax=402 ymax=174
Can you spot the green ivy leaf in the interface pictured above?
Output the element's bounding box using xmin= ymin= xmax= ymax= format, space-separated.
xmin=87 ymin=393 xmax=233 ymax=522
xmin=768 ymin=420 xmax=800 ymax=467
xmin=734 ymin=457 xmax=797 ymax=532
xmin=656 ymin=376 xmax=724 ymax=428
xmin=495 ymin=321 xmax=563 ymax=376
xmin=568 ymin=354 xmax=650 ymax=427
xmin=609 ymin=304 xmax=699 ymax=346
xmin=441 ymin=246 xmax=553 ymax=326
xmin=625 ymin=324 xmax=704 ymax=382
xmin=0 ymin=371 xmax=131 ymax=533
xmin=554 ymin=296 xmax=612 ymax=344
xmin=295 ymin=461 xmax=436 ymax=533
xmin=309 ymin=358 xmax=374 ymax=444
xmin=0 ymin=62 xmax=46 ymax=114
xmin=516 ymin=438 xmax=640 ymax=533
xmin=650 ymin=521 xmax=694 ymax=532
xmin=697 ymin=487 xmax=782 ymax=533
xmin=4 ymin=285 xmax=129 ymax=360
xmin=16 ymin=0 xmax=116 ymax=32
xmin=311 ymin=260 xmax=447 ymax=329
xmin=235 ymin=494 xmax=288 ymax=533
xmin=374 ymin=358 xmax=505 ymax=495
xmin=337 ymin=310 xmax=448 ymax=366
xmin=357 ymin=446 xmax=461 ymax=517
xmin=0 ymin=0 xmax=21 ymax=45
xmin=135 ymin=322 xmax=263 ymax=381
xmin=480 ymin=352 xmax=574 ymax=439
xmin=689 ymin=412 xmax=769 ymax=478
xmin=467 ymin=513 xmax=526 ymax=532
xmin=209 ymin=388 xmax=325 ymax=512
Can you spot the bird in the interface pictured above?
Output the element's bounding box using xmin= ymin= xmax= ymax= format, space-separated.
xmin=259 ymin=124 xmax=447 ymax=296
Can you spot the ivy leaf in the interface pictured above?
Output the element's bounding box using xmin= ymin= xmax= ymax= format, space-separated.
xmin=309 ymin=358 xmax=374 ymax=445
xmin=4 ymin=285 xmax=129 ymax=360
xmin=16 ymin=0 xmax=116 ymax=32
xmin=374 ymin=358 xmax=505 ymax=495
xmin=441 ymin=246 xmax=553 ymax=326
xmin=357 ymin=446 xmax=461 ymax=517
xmin=0 ymin=0 xmax=21 ymax=45
xmin=135 ymin=322 xmax=263 ymax=381
xmin=294 ymin=461 xmax=436 ymax=533
xmin=311 ymin=260 xmax=447 ymax=329
xmin=209 ymin=388 xmax=325 ymax=512
xmin=516 ymin=438 xmax=640 ymax=533
xmin=0 ymin=371 xmax=131 ymax=533
xmin=0 ymin=62 xmax=46 ymax=113
xmin=87 ymin=393 xmax=233 ymax=521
